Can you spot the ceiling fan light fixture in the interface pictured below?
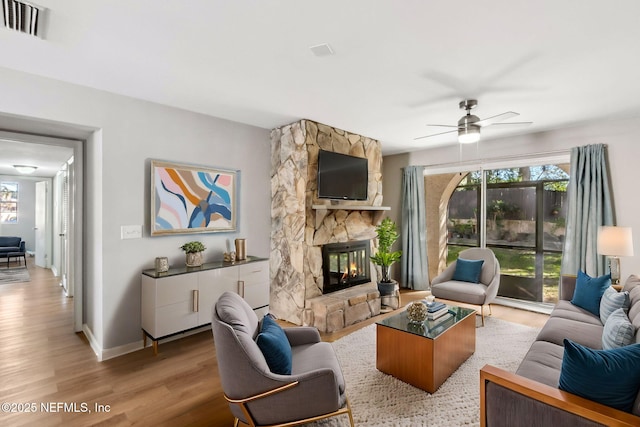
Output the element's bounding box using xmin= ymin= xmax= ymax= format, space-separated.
xmin=458 ymin=126 xmax=480 ymax=144
xmin=13 ymin=164 xmax=37 ymax=174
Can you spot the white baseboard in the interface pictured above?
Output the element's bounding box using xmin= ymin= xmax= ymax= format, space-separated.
xmin=82 ymin=323 xmax=103 ymax=361
xmin=83 ymin=325 xmax=214 ymax=361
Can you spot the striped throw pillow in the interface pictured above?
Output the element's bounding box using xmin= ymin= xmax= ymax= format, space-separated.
xmin=600 ymin=286 xmax=630 ymax=324
xmin=602 ymin=308 xmax=636 ymax=350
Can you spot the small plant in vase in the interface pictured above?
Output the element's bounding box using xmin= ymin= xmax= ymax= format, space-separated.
xmin=180 ymin=241 xmax=206 ymax=267
xmin=370 ymin=217 xmax=402 ymax=296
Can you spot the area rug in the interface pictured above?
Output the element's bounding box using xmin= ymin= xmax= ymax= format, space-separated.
xmin=311 ymin=317 xmax=540 ymax=427
xmin=0 ymin=267 xmax=31 ymax=284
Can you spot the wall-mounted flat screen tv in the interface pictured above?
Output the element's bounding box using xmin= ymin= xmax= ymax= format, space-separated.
xmin=317 ymin=150 xmax=368 ymax=201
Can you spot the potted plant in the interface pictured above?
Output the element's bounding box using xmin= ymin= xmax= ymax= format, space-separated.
xmin=180 ymin=241 xmax=206 ymax=267
xmin=370 ymin=217 xmax=402 ymax=296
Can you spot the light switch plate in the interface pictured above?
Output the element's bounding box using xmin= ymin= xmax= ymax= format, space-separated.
xmin=121 ymin=225 xmax=142 ymax=239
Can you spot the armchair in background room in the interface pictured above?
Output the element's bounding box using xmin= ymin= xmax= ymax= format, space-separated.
xmin=211 ymin=291 xmax=354 ymax=427
xmin=431 ymin=248 xmax=501 ymax=326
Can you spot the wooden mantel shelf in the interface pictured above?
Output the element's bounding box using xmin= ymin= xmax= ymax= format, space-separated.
xmin=312 ymin=204 xmax=390 ymax=227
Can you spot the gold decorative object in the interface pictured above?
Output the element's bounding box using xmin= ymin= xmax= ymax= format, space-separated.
xmin=224 ymin=252 xmax=236 ymax=263
xmin=235 ymin=238 xmax=246 ymax=260
xmin=406 ymin=301 xmax=428 ymax=323
xmin=155 ymin=257 xmax=169 ymax=273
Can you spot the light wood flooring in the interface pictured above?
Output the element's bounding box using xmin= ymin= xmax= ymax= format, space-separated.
xmin=0 ymin=259 xmax=549 ymax=426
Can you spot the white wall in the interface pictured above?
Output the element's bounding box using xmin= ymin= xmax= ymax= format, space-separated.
xmin=0 ymin=66 xmax=272 ymax=355
xmin=383 ymin=115 xmax=640 ymax=282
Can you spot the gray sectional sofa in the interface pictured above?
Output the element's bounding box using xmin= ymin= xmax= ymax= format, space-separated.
xmin=481 ymin=275 xmax=640 ymax=427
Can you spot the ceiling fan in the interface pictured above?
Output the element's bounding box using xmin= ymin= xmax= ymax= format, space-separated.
xmin=414 ymin=99 xmax=532 ymax=144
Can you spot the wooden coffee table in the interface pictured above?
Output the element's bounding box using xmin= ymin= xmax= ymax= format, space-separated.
xmin=376 ymin=304 xmax=476 ymax=393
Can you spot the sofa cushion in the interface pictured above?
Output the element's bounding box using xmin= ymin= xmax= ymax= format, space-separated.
xmin=0 ymin=246 xmax=21 ymax=254
xmin=256 ymin=315 xmax=292 ymax=375
xmin=571 ymin=270 xmax=611 ymax=317
xmin=626 ymin=286 xmax=640 ymax=333
xmin=0 ymin=236 xmax=21 ymax=247
xmin=600 ymin=286 xmax=630 ymax=324
xmin=515 ymin=340 xmax=564 ymax=388
xmin=430 ymin=280 xmax=488 ymax=305
xmin=559 ymin=339 xmax=640 ymax=413
xmin=452 ymin=258 xmax=484 ymax=284
xmin=602 ymin=308 xmax=636 ymax=350
xmin=535 ymin=316 xmax=604 ymax=349
xmin=550 ymin=300 xmax=603 ymax=326
xmin=291 ymin=342 xmax=346 ymax=394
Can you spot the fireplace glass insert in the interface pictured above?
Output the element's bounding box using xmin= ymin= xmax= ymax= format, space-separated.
xmin=322 ymin=240 xmax=371 ymax=294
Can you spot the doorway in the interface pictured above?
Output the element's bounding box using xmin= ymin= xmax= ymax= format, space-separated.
xmin=0 ymin=130 xmax=84 ymax=331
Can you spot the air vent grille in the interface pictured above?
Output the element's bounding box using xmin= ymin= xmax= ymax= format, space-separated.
xmin=2 ymin=0 xmax=44 ymax=37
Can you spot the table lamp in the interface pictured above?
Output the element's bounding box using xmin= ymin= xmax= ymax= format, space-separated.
xmin=597 ymin=226 xmax=634 ymax=284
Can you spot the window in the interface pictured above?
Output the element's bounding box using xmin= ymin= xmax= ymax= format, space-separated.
xmin=446 ymin=164 xmax=569 ymax=304
xmin=0 ymin=182 xmax=18 ymax=223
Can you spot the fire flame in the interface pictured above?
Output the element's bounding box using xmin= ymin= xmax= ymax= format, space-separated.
xmin=342 ymin=263 xmax=359 ymax=281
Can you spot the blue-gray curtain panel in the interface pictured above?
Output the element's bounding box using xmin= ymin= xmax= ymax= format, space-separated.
xmin=401 ymin=166 xmax=429 ymax=290
xmin=561 ymin=143 xmax=613 ymax=279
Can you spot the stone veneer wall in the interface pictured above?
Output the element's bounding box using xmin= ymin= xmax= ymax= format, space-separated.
xmin=270 ymin=119 xmax=383 ymax=325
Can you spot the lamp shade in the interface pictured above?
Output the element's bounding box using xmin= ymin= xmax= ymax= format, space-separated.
xmin=597 ymin=226 xmax=634 ymax=257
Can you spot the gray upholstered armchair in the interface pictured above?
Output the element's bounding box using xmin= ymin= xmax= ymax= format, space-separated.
xmin=211 ymin=291 xmax=354 ymax=427
xmin=431 ymin=248 xmax=501 ymax=326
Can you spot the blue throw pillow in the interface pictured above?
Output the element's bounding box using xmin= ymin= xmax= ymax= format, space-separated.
xmin=453 ymin=258 xmax=484 ymax=283
xmin=600 ymin=286 xmax=630 ymax=324
xmin=559 ymin=339 xmax=640 ymax=413
xmin=602 ymin=308 xmax=636 ymax=350
xmin=571 ymin=270 xmax=611 ymax=317
xmin=256 ymin=315 xmax=292 ymax=375
xmin=452 ymin=258 xmax=484 ymax=284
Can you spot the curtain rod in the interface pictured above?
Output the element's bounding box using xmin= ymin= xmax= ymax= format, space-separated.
xmin=419 ymin=148 xmax=573 ymax=171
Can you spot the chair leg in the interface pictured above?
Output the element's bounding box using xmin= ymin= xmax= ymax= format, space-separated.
xmin=480 ymin=305 xmax=485 ymax=327
xmin=346 ymin=398 xmax=355 ymax=427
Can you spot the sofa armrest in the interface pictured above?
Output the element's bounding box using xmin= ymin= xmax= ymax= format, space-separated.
xmin=431 ymin=262 xmax=456 ymax=286
xmin=284 ymin=326 xmax=321 ymax=346
xmin=480 ymin=364 xmax=640 ymax=427
xmin=19 ymin=241 xmax=25 ymax=252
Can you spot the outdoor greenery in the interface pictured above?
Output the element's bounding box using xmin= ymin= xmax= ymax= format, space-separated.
xmin=370 ymin=218 xmax=402 ymax=283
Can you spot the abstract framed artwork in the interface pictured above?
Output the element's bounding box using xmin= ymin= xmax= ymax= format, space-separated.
xmin=151 ymin=160 xmax=237 ymax=235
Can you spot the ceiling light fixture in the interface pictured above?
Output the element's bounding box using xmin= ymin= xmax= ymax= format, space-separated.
xmin=458 ymin=125 xmax=480 ymax=144
xmin=13 ymin=164 xmax=38 ymax=174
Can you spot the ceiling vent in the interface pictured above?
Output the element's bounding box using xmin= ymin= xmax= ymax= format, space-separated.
xmin=2 ymin=0 xmax=45 ymax=37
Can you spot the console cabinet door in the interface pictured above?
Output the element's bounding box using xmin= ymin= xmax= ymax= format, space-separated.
xmin=142 ymin=274 xmax=198 ymax=339
xmin=239 ymin=261 xmax=269 ymax=315
xmin=197 ymin=266 xmax=239 ymax=325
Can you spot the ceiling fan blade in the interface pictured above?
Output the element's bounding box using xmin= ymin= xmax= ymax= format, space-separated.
xmin=489 ymin=121 xmax=533 ymax=127
xmin=414 ymin=129 xmax=457 ymax=140
xmin=475 ymin=111 xmax=519 ymax=127
xmin=425 ymin=124 xmax=460 ymax=128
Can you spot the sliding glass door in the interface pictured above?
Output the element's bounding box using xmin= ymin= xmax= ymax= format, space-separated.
xmin=445 ymin=164 xmax=569 ymax=305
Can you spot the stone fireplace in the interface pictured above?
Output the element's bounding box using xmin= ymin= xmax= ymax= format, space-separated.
xmin=270 ymin=119 xmax=386 ymax=330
